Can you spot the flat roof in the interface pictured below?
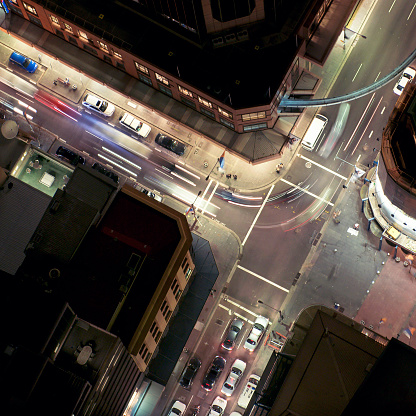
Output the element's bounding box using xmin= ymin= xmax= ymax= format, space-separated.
xmin=48 ymin=0 xmax=313 ymax=108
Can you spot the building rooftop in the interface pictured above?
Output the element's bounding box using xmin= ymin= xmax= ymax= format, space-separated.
xmin=48 ymin=0 xmax=313 ymax=108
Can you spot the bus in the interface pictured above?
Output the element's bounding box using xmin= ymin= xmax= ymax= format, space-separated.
xmin=301 ymin=114 xmax=328 ymax=151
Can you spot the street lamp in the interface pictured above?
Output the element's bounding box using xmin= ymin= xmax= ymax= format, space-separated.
xmin=205 ymin=158 xmax=220 ymax=181
xmin=257 ymin=299 xmax=283 ymax=320
xmin=343 ymin=27 xmax=366 ymax=49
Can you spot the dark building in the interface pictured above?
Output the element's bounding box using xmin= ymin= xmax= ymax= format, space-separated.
xmin=7 ymin=0 xmax=359 ymax=141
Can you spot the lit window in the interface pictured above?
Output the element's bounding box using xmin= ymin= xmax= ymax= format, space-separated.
xmin=185 ymin=268 xmax=193 ymax=280
xmin=219 ymin=107 xmax=233 ymax=119
xmin=135 ymin=62 xmax=149 ymax=75
xmin=9 ymin=0 xmax=18 ymax=4
xmin=241 ymin=111 xmax=266 ymax=121
xmin=50 ymin=15 xmax=59 ymax=24
xmin=98 ymin=41 xmax=108 ymax=52
xmin=78 ymin=30 xmax=89 ymax=41
xmin=198 ymin=97 xmax=213 ymax=108
xmin=155 ymin=72 xmax=169 ymax=86
xmin=179 ymin=85 xmax=193 ymax=98
xmin=113 ymin=51 xmax=123 ymax=60
xmin=64 ymin=23 xmax=73 ymax=33
xmin=22 ymin=2 xmax=37 ymax=15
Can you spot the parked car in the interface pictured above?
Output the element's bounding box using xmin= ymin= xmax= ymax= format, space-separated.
xmin=167 ymin=400 xmax=186 ymax=416
xmin=201 ymin=356 xmax=226 ymax=391
xmin=140 ymin=187 xmax=163 ymax=202
xmin=229 ymin=412 xmax=242 ymax=416
xmin=155 ymin=133 xmax=186 ymax=156
xmin=56 ymin=146 xmax=85 ymax=166
xmin=221 ymin=359 xmax=246 ymax=397
xmin=207 ymin=396 xmax=227 ymax=416
xmin=393 ymin=67 xmax=416 ymax=95
xmin=119 ymin=112 xmax=151 ymax=138
xmin=179 ymin=356 xmax=201 ymax=389
xmin=82 ymin=93 xmax=115 ymax=117
xmin=244 ymin=316 xmax=269 ymax=352
xmin=221 ymin=318 xmax=244 ymax=351
xmin=9 ymin=51 xmax=37 ymax=73
xmin=92 ymin=162 xmax=119 ymax=184
xmin=237 ymin=374 xmax=260 ymax=409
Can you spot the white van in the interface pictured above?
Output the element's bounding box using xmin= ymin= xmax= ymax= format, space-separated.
xmin=301 ymin=114 xmax=328 ymax=151
xmin=119 ymin=112 xmax=151 ymax=138
xmin=237 ymin=374 xmax=260 ymax=409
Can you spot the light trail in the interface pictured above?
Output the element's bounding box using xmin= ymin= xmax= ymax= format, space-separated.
xmin=97 ymin=153 xmax=138 ymax=177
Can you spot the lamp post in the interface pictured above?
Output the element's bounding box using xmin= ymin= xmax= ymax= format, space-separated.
xmin=206 ymin=158 xmax=220 ymax=181
xmin=343 ymin=27 xmax=366 ymax=49
xmin=191 ymin=190 xmax=202 ymax=215
xmin=257 ymin=300 xmax=283 ymax=320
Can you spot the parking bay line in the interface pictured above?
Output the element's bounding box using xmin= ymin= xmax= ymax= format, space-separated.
xmin=237 ymin=265 xmax=289 ymax=293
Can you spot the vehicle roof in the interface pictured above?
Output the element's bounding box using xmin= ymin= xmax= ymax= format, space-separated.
xmin=84 ymin=94 xmax=101 ymax=105
xmin=232 ymin=359 xmax=246 ymax=372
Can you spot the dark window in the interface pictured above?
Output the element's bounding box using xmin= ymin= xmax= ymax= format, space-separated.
xmin=200 ymin=107 xmax=215 ymax=119
xmin=181 ymin=97 xmax=196 ymax=109
xmin=243 ymin=123 xmax=267 ymax=132
xmin=210 ymin=0 xmax=255 ymax=22
xmin=139 ymin=74 xmax=153 ymax=86
xmin=10 ymin=6 xmax=24 ymax=16
xmin=68 ymin=36 xmax=78 ymax=45
xmin=158 ymin=84 xmax=173 ymax=97
xmin=27 ymin=14 xmax=42 ymax=27
xmin=83 ymin=44 xmax=98 ymax=56
xmin=103 ymin=54 xmax=112 ymax=64
xmin=116 ymin=61 xmax=125 ymax=70
xmin=55 ymin=29 xmax=65 ymax=39
xmin=220 ymin=118 xmax=235 ymax=130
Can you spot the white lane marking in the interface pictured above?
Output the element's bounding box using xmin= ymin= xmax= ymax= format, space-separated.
xmin=155 ymin=168 xmax=173 ymax=178
xmin=356 ymin=154 xmax=361 ymax=162
xmin=171 ymin=171 xmax=196 ymax=186
xmin=86 ymin=130 xmax=103 ymax=140
xmin=218 ymin=303 xmax=255 ymax=324
xmin=408 ymin=2 xmax=416 ymax=20
xmin=369 ymin=130 xmax=373 ymax=138
xmin=102 ymin=146 xmax=142 ymax=170
xmin=242 ymin=185 xmax=275 ymax=246
xmin=174 ymin=164 xmax=200 ymax=179
xmin=352 ymin=63 xmax=362 ymax=82
xmin=344 ymin=93 xmax=375 ymax=151
xmin=280 ymin=178 xmax=334 ymax=207
xmin=381 ymin=106 xmax=385 ymax=115
xmin=98 ymin=153 xmax=137 ymax=177
xmin=237 ymin=265 xmax=290 ymax=293
xmin=352 ymin=96 xmax=383 ymax=155
xmin=201 ymin=181 xmax=219 ymax=215
xmin=127 ymin=101 xmax=137 ymax=108
xmin=389 ymin=0 xmax=396 ymax=13
xmin=374 ymin=72 xmax=381 ymax=82
xmin=297 ymin=154 xmax=348 ymax=180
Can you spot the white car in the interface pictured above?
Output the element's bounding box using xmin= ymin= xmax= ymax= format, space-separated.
xmin=393 ymin=67 xmax=416 ymax=95
xmin=237 ymin=374 xmax=260 ymax=409
xmin=82 ymin=93 xmax=115 ymax=116
xmin=119 ymin=112 xmax=151 ymax=138
xmin=167 ymin=400 xmax=186 ymax=416
xmin=207 ymin=396 xmax=227 ymax=416
xmin=230 ymin=413 xmax=242 ymax=416
xmin=221 ymin=359 xmax=246 ymax=397
xmin=244 ymin=316 xmax=269 ymax=352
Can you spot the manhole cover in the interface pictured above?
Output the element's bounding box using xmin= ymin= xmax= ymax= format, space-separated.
xmin=305 ymin=162 xmax=312 ymax=169
xmin=215 ymin=319 xmax=224 ymax=326
xmin=203 ymin=161 xmax=209 ymax=168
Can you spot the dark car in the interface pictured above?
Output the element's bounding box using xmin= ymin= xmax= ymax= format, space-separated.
xmin=201 ymin=356 xmax=226 ymax=391
xmin=221 ymin=318 xmax=244 ymax=351
xmin=179 ymin=356 xmax=201 ymax=389
xmin=56 ymin=146 xmax=85 ymax=166
xmin=155 ymin=133 xmax=186 ymax=156
xmin=9 ymin=51 xmax=38 ymax=73
xmin=92 ymin=162 xmax=119 ymax=184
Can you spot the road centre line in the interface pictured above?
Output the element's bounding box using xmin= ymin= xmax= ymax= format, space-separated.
xmin=352 ymin=63 xmax=362 ymax=82
xmin=241 ymin=185 xmax=275 ymax=246
xmin=297 ymin=154 xmax=348 ymax=180
xmin=237 ymin=265 xmax=290 ymax=293
xmin=409 ymin=2 xmax=416 ymax=20
xmin=389 ymin=0 xmax=396 ymax=13
xmin=343 ymin=93 xmax=375 ymax=151
xmin=280 ymin=178 xmax=334 ymax=207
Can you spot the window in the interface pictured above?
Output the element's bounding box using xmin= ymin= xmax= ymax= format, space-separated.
xmin=78 ymin=30 xmax=89 ymax=41
xmin=243 ymin=123 xmax=267 ymax=132
xmin=116 ymin=61 xmax=125 ymax=70
xmin=155 ymin=330 xmax=162 ymax=343
xmin=171 ymin=279 xmax=177 ymax=290
xmin=55 ymin=29 xmax=65 ymax=39
xmin=135 ymin=62 xmax=149 ymax=75
xmin=220 ymin=118 xmax=235 ymax=130
xmin=139 ymin=344 xmax=146 ymax=356
xmin=175 ymin=289 xmax=182 ymax=301
xmin=181 ymin=97 xmax=196 ymax=109
xmin=219 ymin=107 xmax=233 ymax=119
xmin=150 ymin=322 xmax=160 ymax=339
xmin=242 ymin=111 xmax=266 ymax=121
xmin=150 ymin=322 xmax=156 ymax=334
xmin=200 ymin=107 xmax=215 ymax=119
xmin=179 ymin=85 xmax=193 ymax=98
xmin=68 ymin=36 xmax=78 ymax=46
xmin=103 ymin=54 xmax=112 ymax=63
xmin=50 ymin=15 xmax=59 ymax=25
xmin=181 ymin=257 xmax=187 ymax=269
xmin=28 ymin=14 xmax=42 ymax=26
xmin=145 ymin=351 xmax=151 ymax=364
xmin=185 ymin=268 xmax=193 ymax=280
xmin=158 ymin=84 xmax=173 ymax=97
xmin=22 ymin=2 xmax=37 ymax=15
xmin=155 ymin=73 xmax=169 ymax=86
xmin=83 ymin=44 xmax=98 ymax=56
xmin=198 ymin=97 xmax=213 ymax=108
xmin=113 ymin=51 xmax=123 ymax=60
xmin=98 ymin=41 xmax=108 ymax=52
xmin=139 ymin=74 xmax=153 ymax=86
xmin=9 ymin=0 xmax=18 ymax=4
xmin=9 ymin=6 xmax=23 ymax=16
xmin=64 ymin=23 xmax=73 ymax=33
